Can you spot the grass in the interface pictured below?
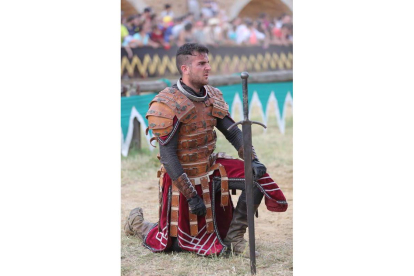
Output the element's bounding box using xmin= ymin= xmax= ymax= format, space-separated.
xmin=121 ymin=100 xmax=293 ymax=275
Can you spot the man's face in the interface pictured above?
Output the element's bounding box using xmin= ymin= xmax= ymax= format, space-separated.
xmin=184 ymin=52 xmax=211 ymax=87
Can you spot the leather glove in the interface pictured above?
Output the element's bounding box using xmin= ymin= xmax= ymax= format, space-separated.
xmin=187 ymin=195 xmax=207 ymax=216
xmin=252 ymin=159 xmax=267 ymax=181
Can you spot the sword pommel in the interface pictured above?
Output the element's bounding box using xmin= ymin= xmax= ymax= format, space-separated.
xmin=241 ymin=72 xmax=249 ymax=79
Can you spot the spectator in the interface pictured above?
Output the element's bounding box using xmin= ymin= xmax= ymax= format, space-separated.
xmin=201 ymin=1 xmax=214 ymax=19
xmin=188 ymin=0 xmax=200 ymax=20
xmin=256 ymin=20 xmax=271 ymax=48
xmin=203 ymin=17 xmax=222 ymax=46
xmin=126 ymin=14 xmax=141 ymax=36
xmin=275 ymin=14 xmax=292 ymax=29
xmin=218 ymin=13 xmax=233 ymax=45
xmin=183 ymin=12 xmax=195 ymax=25
xmin=193 ymin=20 xmax=206 ymax=44
xmin=142 ymin=7 xmax=152 ymax=19
xmin=177 ymin=22 xmax=195 ymax=46
xmin=171 ymin=16 xmax=185 ymax=44
xmin=123 ymin=24 xmax=159 ymax=48
xmin=245 ymin=20 xmax=265 ymax=46
xmin=226 ymin=19 xmax=238 ymax=45
xmin=120 ymin=5 xmax=293 ymax=50
xmin=162 ymin=16 xmax=174 ymax=44
xmin=272 ymin=23 xmax=290 ymax=45
xmin=235 ymin=18 xmax=249 ymax=45
xmin=209 ymin=0 xmax=219 ymax=16
xmin=160 ymin=4 xmax=174 ymax=19
xmin=275 ymin=23 xmax=293 ymax=45
xmin=121 ymin=16 xmax=129 ymax=44
xmin=141 ymin=7 xmax=153 ymax=33
xmin=218 ymin=9 xmax=228 ymax=23
xmin=260 ymin=13 xmax=270 ymax=28
xmin=149 ymin=14 xmax=159 ymax=33
xmin=149 ymin=24 xmax=167 ymax=47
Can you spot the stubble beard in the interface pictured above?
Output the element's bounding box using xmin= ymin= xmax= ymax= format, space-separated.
xmin=189 ymin=71 xmax=208 ymax=91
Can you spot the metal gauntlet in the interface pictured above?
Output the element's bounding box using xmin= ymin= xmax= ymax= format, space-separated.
xmin=238 ymin=145 xmax=259 ymax=160
xmin=173 ymin=173 xmax=197 ymax=200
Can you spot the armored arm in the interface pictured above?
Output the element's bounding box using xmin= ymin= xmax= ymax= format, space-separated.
xmin=216 ymin=115 xmax=265 ymax=180
xmin=216 ymin=115 xmax=243 ymax=152
xmin=216 ymin=115 xmax=259 ymax=161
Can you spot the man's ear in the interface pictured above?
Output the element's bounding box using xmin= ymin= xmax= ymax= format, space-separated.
xmin=181 ymin=64 xmax=188 ymax=75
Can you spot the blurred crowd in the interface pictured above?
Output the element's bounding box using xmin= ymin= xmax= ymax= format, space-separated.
xmin=121 ymin=2 xmax=293 ymax=57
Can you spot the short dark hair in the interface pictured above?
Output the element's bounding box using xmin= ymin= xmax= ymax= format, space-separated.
xmin=176 ymin=43 xmax=209 ymax=75
xmin=184 ymin=22 xmax=193 ymax=31
xmin=165 ymin=4 xmax=171 ymax=9
xmin=127 ymin=14 xmax=139 ymax=23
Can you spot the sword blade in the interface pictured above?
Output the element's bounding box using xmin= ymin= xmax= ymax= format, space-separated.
xmin=240 ymin=71 xmax=256 ymax=275
xmin=242 ymin=74 xmax=249 ymax=121
xmin=242 ymin=122 xmax=256 ymax=275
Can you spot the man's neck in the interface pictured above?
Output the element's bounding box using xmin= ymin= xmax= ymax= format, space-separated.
xmin=181 ymin=80 xmax=202 ymax=95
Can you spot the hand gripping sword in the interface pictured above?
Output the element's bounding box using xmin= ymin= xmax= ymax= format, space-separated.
xmin=227 ymin=72 xmax=266 ymax=275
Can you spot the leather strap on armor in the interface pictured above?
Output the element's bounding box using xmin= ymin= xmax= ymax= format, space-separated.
xmin=209 ymin=163 xmax=229 ymax=207
xmin=170 ymin=173 xmax=197 ymax=237
xmin=157 ymin=165 xmax=166 ymax=232
xmin=170 ymin=184 xmax=180 ymax=237
xmin=200 ymin=175 xmax=214 ymax=233
xmin=188 ymin=179 xmax=198 ymax=236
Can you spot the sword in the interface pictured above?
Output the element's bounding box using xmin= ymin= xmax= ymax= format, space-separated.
xmin=227 ymin=72 xmax=266 ymax=275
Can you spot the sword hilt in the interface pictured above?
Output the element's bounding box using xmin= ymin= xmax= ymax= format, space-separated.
xmin=227 ymin=120 xmax=267 ymax=131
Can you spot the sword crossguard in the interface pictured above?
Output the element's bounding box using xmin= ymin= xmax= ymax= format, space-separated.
xmin=227 ymin=120 xmax=267 ymax=131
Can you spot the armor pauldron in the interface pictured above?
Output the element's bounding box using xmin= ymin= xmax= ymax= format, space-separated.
xmin=146 ymin=87 xmax=197 ymax=138
xmin=147 ymin=115 xmax=174 ymax=137
xmin=205 ymin=85 xmax=229 ymax=119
